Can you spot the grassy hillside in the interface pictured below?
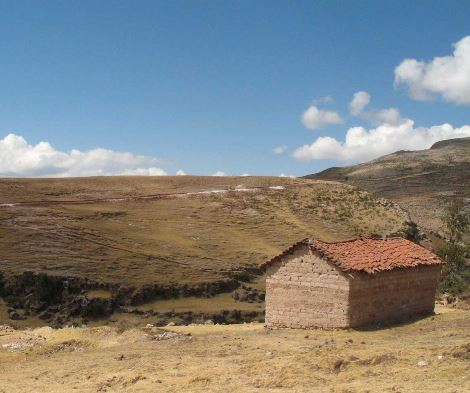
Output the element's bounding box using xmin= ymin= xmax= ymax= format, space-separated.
xmin=304 ymin=137 xmax=470 ymax=236
xmin=0 ymin=176 xmax=407 ymax=286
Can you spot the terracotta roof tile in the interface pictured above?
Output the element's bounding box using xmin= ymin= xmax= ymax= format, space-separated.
xmin=262 ymin=237 xmax=444 ymax=274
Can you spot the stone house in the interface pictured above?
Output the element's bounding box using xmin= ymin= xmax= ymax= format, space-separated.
xmin=262 ymin=237 xmax=444 ymax=328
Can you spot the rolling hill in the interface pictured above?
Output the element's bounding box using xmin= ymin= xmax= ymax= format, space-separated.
xmin=0 ymin=176 xmax=408 ymax=327
xmin=304 ymin=137 xmax=470 ymax=237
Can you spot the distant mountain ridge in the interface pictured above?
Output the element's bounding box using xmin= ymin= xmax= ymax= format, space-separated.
xmin=304 ymin=137 xmax=470 ymax=236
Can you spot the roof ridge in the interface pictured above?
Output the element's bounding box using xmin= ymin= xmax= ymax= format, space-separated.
xmin=311 ymin=235 xmax=405 ymax=245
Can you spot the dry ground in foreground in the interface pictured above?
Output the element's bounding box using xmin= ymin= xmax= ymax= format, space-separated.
xmin=0 ymin=306 xmax=469 ymax=393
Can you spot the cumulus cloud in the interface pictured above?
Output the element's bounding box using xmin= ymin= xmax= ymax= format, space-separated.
xmin=349 ymin=91 xmax=371 ymax=116
xmin=176 ymin=169 xmax=187 ymax=176
xmin=212 ymin=171 xmax=226 ymax=176
xmin=394 ymin=35 xmax=470 ymax=105
xmin=240 ymin=173 xmax=251 ymax=177
xmin=301 ymin=106 xmax=343 ymax=129
xmin=293 ymin=120 xmax=470 ymax=162
xmin=273 ymin=145 xmax=287 ymax=154
xmin=349 ymin=91 xmax=403 ymax=126
xmin=0 ymin=133 xmax=167 ymax=177
xmin=295 ymin=92 xmax=470 ymax=162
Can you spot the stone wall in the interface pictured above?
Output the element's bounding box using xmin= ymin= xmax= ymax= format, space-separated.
xmin=265 ymin=246 xmax=351 ymax=328
xmin=348 ymin=265 xmax=441 ymax=327
xmin=265 ymin=247 xmax=442 ymax=329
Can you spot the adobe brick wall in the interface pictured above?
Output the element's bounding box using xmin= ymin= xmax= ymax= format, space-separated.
xmin=265 ymin=245 xmax=351 ymax=328
xmin=265 ymin=247 xmax=442 ymax=329
xmin=348 ymin=265 xmax=441 ymax=327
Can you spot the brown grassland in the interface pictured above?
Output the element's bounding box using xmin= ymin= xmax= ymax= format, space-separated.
xmin=0 ymin=305 xmax=469 ymax=393
xmin=0 ymin=176 xmax=409 ymax=327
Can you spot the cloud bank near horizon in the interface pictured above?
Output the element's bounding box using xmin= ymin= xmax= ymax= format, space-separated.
xmin=0 ymin=133 xmax=168 ymax=177
xmin=293 ymin=91 xmax=470 ymax=163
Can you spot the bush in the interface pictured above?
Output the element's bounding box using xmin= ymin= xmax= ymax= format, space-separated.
xmin=438 ymin=242 xmax=469 ymax=294
xmin=438 ymin=200 xmax=469 ymax=295
xmin=35 ymin=274 xmax=64 ymax=304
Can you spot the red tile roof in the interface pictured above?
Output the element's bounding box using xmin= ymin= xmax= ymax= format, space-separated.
xmin=262 ymin=237 xmax=444 ymax=274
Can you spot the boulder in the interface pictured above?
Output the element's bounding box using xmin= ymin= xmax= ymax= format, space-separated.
xmin=8 ymin=311 xmax=24 ymax=321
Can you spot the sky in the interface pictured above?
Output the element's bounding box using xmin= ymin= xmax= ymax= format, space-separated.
xmin=0 ymin=1 xmax=469 ymax=177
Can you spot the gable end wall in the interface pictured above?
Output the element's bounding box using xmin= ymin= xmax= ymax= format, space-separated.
xmin=265 ymin=247 xmax=351 ymax=328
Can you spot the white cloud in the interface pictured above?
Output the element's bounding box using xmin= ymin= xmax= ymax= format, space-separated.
xmin=176 ymin=169 xmax=187 ymax=176
xmin=240 ymin=173 xmax=251 ymax=177
xmin=212 ymin=171 xmax=226 ymax=176
xmin=349 ymin=91 xmax=402 ymax=126
xmin=349 ymin=91 xmax=371 ymax=116
xmin=119 ymin=167 xmax=167 ymax=176
xmin=273 ymin=145 xmax=287 ymax=154
xmin=363 ymin=107 xmax=402 ymax=126
xmin=301 ymin=106 xmax=343 ymax=129
xmin=279 ymin=173 xmax=295 ymax=178
xmin=0 ymin=133 xmax=167 ymax=177
xmin=394 ymin=36 xmax=470 ymax=105
xmin=293 ymin=120 xmax=470 ymax=162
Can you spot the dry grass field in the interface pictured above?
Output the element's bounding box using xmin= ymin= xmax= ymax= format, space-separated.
xmin=0 ymin=305 xmax=468 ymax=393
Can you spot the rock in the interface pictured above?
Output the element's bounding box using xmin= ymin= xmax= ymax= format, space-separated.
xmin=371 ymin=354 xmax=396 ymax=365
xmin=0 ymin=325 xmax=15 ymax=334
xmin=333 ymin=359 xmax=348 ymax=372
xmin=166 ymin=322 xmax=175 ymax=327
xmin=50 ymin=317 xmax=63 ymax=329
xmin=265 ymin=351 xmax=273 ymax=357
xmin=8 ymin=311 xmax=21 ymax=320
xmin=417 ymin=360 xmax=428 ymax=367
xmin=451 ymin=344 xmax=470 ymax=360
xmin=315 ymin=340 xmax=328 ymax=348
xmin=39 ymin=311 xmax=52 ymax=320
xmin=204 ymin=319 xmax=214 ymax=325
xmin=437 ymin=355 xmax=444 ymax=360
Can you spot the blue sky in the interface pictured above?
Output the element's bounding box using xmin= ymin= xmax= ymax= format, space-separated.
xmin=0 ymin=1 xmax=469 ymax=177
